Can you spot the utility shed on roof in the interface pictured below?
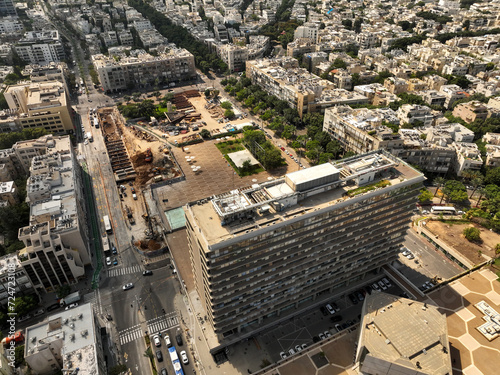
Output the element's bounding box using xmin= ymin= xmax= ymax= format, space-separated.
xmin=285 ymin=163 xmax=340 ymax=191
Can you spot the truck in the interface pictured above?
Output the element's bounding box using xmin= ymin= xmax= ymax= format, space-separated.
xmin=59 ymin=291 xmax=81 ymax=307
xmin=1 ymin=331 xmax=24 ymax=345
xmin=125 ymin=206 xmax=135 ymax=224
xmin=86 ymin=132 xmax=93 ymax=142
xmin=93 ymin=117 xmax=99 ymax=128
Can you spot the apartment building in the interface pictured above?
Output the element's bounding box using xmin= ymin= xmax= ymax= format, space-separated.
xmin=406 ymin=78 xmax=428 ymax=92
xmin=0 ymin=0 xmax=16 ymax=16
xmin=17 ymin=136 xmax=90 ymax=293
xmin=246 ymin=58 xmax=334 ymax=117
xmin=92 ymin=49 xmax=196 ymax=92
xmin=422 ymin=90 xmax=447 ymax=107
xmin=218 ymin=44 xmax=248 ymax=73
xmin=287 ymin=38 xmax=316 ymax=58
xmin=484 ymin=143 xmax=500 ymax=168
xmin=453 ymin=142 xmax=483 ymax=176
xmin=185 ymin=150 xmax=424 ymax=350
xmin=3 ymin=81 xmax=74 ymax=133
xmin=356 ymin=293 xmax=452 ymax=374
xmin=294 ymin=23 xmax=320 ymax=42
xmin=323 ymin=106 xmax=404 ymax=155
xmin=0 ymin=16 xmax=22 ymax=33
xmin=452 ymin=101 xmax=489 ymax=123
xmin=384 ymin=77 xmax=408 ymax=95
xmin=14 ymin=31 xmax=65 ymax=65
xmin=397 ymin=104 xmax=434 ymax=126
xmin=24 ymin=303 xmax=106 ymax=375
xmin=0 ymin=254 xmax=37 ymax=308
xmin=23 ymin=62 xmax=70 ymax=94
xmin=117 ymin=30 xmax=133 ymax=46
xmin=0 ymin=180 xmax=18 ymax=206
xmin=439 ymin=85 xmax=468 ymax=109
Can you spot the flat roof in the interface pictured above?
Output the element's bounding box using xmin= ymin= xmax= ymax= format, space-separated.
xmin=227 ymin=149 xmax=259 ymax=168
xmin=359 ymin=293 xmax=452 ymax=374
xmin=186 ymin=150 xmax=424 ymax=247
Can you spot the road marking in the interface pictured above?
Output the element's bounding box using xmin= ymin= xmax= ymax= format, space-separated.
xmin=107 ymin=265 xmax=142 ymax=277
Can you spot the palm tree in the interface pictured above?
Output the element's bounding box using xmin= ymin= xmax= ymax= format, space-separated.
xmin=434 ymin=177 xmax=445 ymax=197
xmin=476 ymin=187 xmax=486 ymax=207
xmin=469 ymin=177 xmax=484 ymax=199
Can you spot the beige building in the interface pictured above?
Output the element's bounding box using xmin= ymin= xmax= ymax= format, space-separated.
xmin=24 ymin=303 xmax=106 ymax=374
xmin=356 ymin=293 xmax=452 ymax=375
xmin=384 ymin=77 xmax=408 ymax=95
xmin=185 ymin=150 xmax=424 ymax=351
xmin=92 ymin=49 xmax=196 ymax=93
xmin=246 ymin=58 xmax=334 ymax=118
xmin=452 ymin=101 xmax=489 ymax=123
xmin=0 ymin=181 xmax=18 ymax=206
xmin=3 ymin=81 xmax=74 ymax=133
xmin=453 ymin=142 xmax=483 ymax=176
xmin=17 ymin=136 xmax=89 ymax=293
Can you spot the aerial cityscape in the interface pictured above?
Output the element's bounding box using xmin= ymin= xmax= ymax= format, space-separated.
xmin=1 ymin=0 xmax=500 ymax=374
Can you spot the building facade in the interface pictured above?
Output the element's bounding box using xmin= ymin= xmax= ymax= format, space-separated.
xmin=185 ymin=150 xmax=424 ymax=350
xmin=0 ymin=254 xmax=37 ymax=308
xmin=14 ymin=31 xmax=65 ymax=65
xmin=17 ymin=136 xmax=89 ymax=293
xmin=3 ymin=81 xmax=74 ymax=133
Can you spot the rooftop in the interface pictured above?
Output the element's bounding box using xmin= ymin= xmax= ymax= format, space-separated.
xmin=359 ymin=293 xmax=452 ymax=375
xmin=0 ymin=253 xmax=21 ymax=274
xmin=186 ymin=150 xmax=423 ymax=247
xmin=24 ymin=303 xmax=99 ymax=373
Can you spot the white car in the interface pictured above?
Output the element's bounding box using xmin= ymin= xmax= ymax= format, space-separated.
xmin=153 ymin=335 xmax=161 ymax=347
xmin=325 ymin=304 xmax=336 ymax=315
xmin=106 ymin=257 xmax=111 ymax=266
xmin=280 ymin=351 xmax=287 ymax=359
xmin=378 ymin=280 xmax=387 ymax=290
xmin=382 ymin=277 xmax=392 ymax=288
xmin=371 ymin=283 xmax=380 ymax=291
xmin=65 ymin=303 xmax=78 ymax=310
xmin=123 ymin=283 xmax=134 ymax=290
xmin=164 ymin=334 xmax=171 ymax=347
xmin=180 ymin=350 xmax=189 ymax=364
xmin=84 ymin=139 xmax=89 ymax=145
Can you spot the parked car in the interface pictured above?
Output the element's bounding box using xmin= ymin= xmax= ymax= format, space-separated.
xmin=335 ymin=324 xmax=342 ymax=332
xmin=301 ymin=343 xmax=307 ymax=350
xmin=288 ymin=348 xmax=296 ymax=356
xmin=176 ymin=333 xmax=183 ymax=346
xmin=112 ymin=244 xmax=117 ymax=255
xmin=330 ymin=302 xmax=340 ymax=312
xmin=406 ymin=252 xmax=415 ymax=260
xmin=143 ymin=270 xmax=153 ymax=276
xmin=123 ymin=283 xmax=134 ymax=290
xmin=160 ymin=369 xmax=167 ymax=375
xmin=371 ymin=283 xmax=380 ymax=291
xmin=295 ymin=345 xmax=302 ymax=352
xmin=156 ymin=350 xmax=163 ymax=362
xmin=106 ymin=257 xmax=111 ymax=266
xmin=33 ymin=308 xmax=45 ymax=317
xmin=365 ymin=285 xmax=372 ymax=295
xmin=325 ymin=304 xmax=336 ymax=315
xmin=180 ymin=350 xmax=189 ymax=364
xmin=378 ymin=280 xmax=387 ymax=290
xmin=382 ymin=277 xmax=392 ymax=288
xmin=318 ymin=332 xmax=326 ymax=340
xmin=348 ymin=293 xmax=358 ymax=304
xmin=65 ymin=303 xmax=78 ymax=310
xmin=113 ymin=258 xmax=118 ymax=265
xmin=324 ymin=330 xmax=332 ymax=338
xmin=320 ymin=306 xmax=328 ymax=316
xmin=280 ymin=352 xmax=287 ymax=359
xmin=164 ymin=334 xmax=171 ymax=347
xmin=355 ymin=291 xmax=365 ymax=301
xmin=18 ymin=315 xmax=31 ymax=322
xmin=153 ymin=335 xmax=161 ymax=347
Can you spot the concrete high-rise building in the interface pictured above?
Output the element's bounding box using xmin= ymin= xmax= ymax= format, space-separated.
xmin=185 ymin=150 xmax=424 ymax=350
xmin=14 ymin=31 xmax=65 ymax=65
xmin=17 ymin=136 xmax=90 ymax=293
xmin=0 ymin=0 xmax=16 ymax=17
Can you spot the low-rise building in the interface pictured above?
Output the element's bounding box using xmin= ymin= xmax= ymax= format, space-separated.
xmin=453 ymin=101 xmax=489 ymax=123
xmin=0 ymin=16 xmax=23 ymax=34
xmin=422 ymin=90 xmax=447 ymax=107
xmin=397 ymin=104 xmax=434 ymax=126
xmin=92 ymin=49 xmax=196 ymax=93
xmin=0 ymin=254 xmax=37 ymax=308
xmin=384 ymin=77 xmax=408 ymax=95
xmin=0 ymin=181 xmax=18 ymax=206
xmin=14 ymin=31 xmax=65 ymax=65
xmin=24 ymin=303 xmax=106 ymax=374
xmin=439 ymin=84 xmax=468 ymax=109
xmin=453 ymin=142 xmax=483 ymax=176
xmin=355 ymin=293 xmax=452 ymax=375
xmin=17 ymin=135 xmax=90 ymax=293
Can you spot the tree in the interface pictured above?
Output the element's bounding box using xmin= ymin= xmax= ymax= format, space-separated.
xmin=434 ymin=177 xmax=446 ymax=197
xmin=108 ymin=364 xmax=128 ymax=375
xmin=15 ymin=345 xmax=25 ymax=367
xmin=200 ymin=129 xmax=211 ymax=139
xmin=354 ymin=18 xmax=363 ymax=33
xmin=463 ymin=227 xmax=481 ymax=242
xmin=418 ymin=188 xmax=433 ymax=203
xmin=442 ymin=180 xmax=468 ymax=203
xmin=470 ymin=177 xmax=484 ymax=199
xmin=204 ymin=89 xmax=211 ymax=97
xmin=220 ymin=101 xmax=232 ymax=110
xmin=485 ymin=167 xmax=500 ymax=185
xmin=224 ymin=109 xmax=235 ymax=119
xmin=12 ymin=295 xmax=37 ymax=316
xmin=240 ymin=159 xmax=252 ymax=173
xmin=282 ymin=125 xmax=296 ymax=140
xmin=56 ymin=285 xmax=71 ymax=298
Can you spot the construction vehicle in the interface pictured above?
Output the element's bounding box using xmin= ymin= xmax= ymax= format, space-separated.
xmin=126 ymin=206 xmax=135 ymax=224
xmin=145 ymin=148 xmax=153 ymax=162
xmin=2 ymin=331 xmax=24 ymax=345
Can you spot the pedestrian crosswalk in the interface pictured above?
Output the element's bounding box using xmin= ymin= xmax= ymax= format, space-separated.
xmin=107 ymin=265 xmax=142 ymax=277
xmin=147 ymin=312 xmax=179 ymax=334
xmin=118 ymin=312 xmax=180 ymax=345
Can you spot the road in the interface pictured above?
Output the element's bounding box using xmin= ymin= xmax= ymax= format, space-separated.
xmin=394 ymin=228 xmax=462 ymax=289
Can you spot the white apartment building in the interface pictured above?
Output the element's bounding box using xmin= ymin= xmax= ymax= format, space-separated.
xmin=23 ymin=62 xmax=70 ymax=94
xmin=3 ymin=81 xmax=74 ymax=133
xmin=118 ymin=30 xmax=133 ymax=46
xmin=439 ymin=84 xmax=468 ymax=109
xmin=0 ymin=16 xmax=23 ymax=33
xmin=24 ymin=303 xmax=106 ymax=374
xmin=396 ymin=104 xmax=434 ymax=126
xmin=453 ymin=142 xmax=483 ymax=176
xmin=18 ymin=136 xmax=90 ymax=293
xmin=132 ymin=19 xmax=152 ymax=31
xmin=92 ymin=49 xmax=196 ymax=92
xmin=0 ymin=254 xmax=37 ymax=308
xmin=14 ymin=31 xmax=65 ymax=65
xmin=294 ymin=23 xmax=320 ymax=42
xmin=0 ymin=180 xmax=17 ymax=206
xmin=102 ymin=31 xmax=118 ymax=47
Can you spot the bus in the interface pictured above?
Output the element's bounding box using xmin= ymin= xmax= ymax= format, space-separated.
xmin=430 ymin=206 xmax=456 ymax=215
xmin=102 ymin=234 xmax=110 ymax=256
xmin=168 ymin=347 xmax=184 ymax=375
xmin=103 ymin=215 xmax=113 ymax=234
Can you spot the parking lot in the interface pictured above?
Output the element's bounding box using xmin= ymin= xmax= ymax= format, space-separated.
xmin=257 ymin=275 xmax=406 ymax=364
